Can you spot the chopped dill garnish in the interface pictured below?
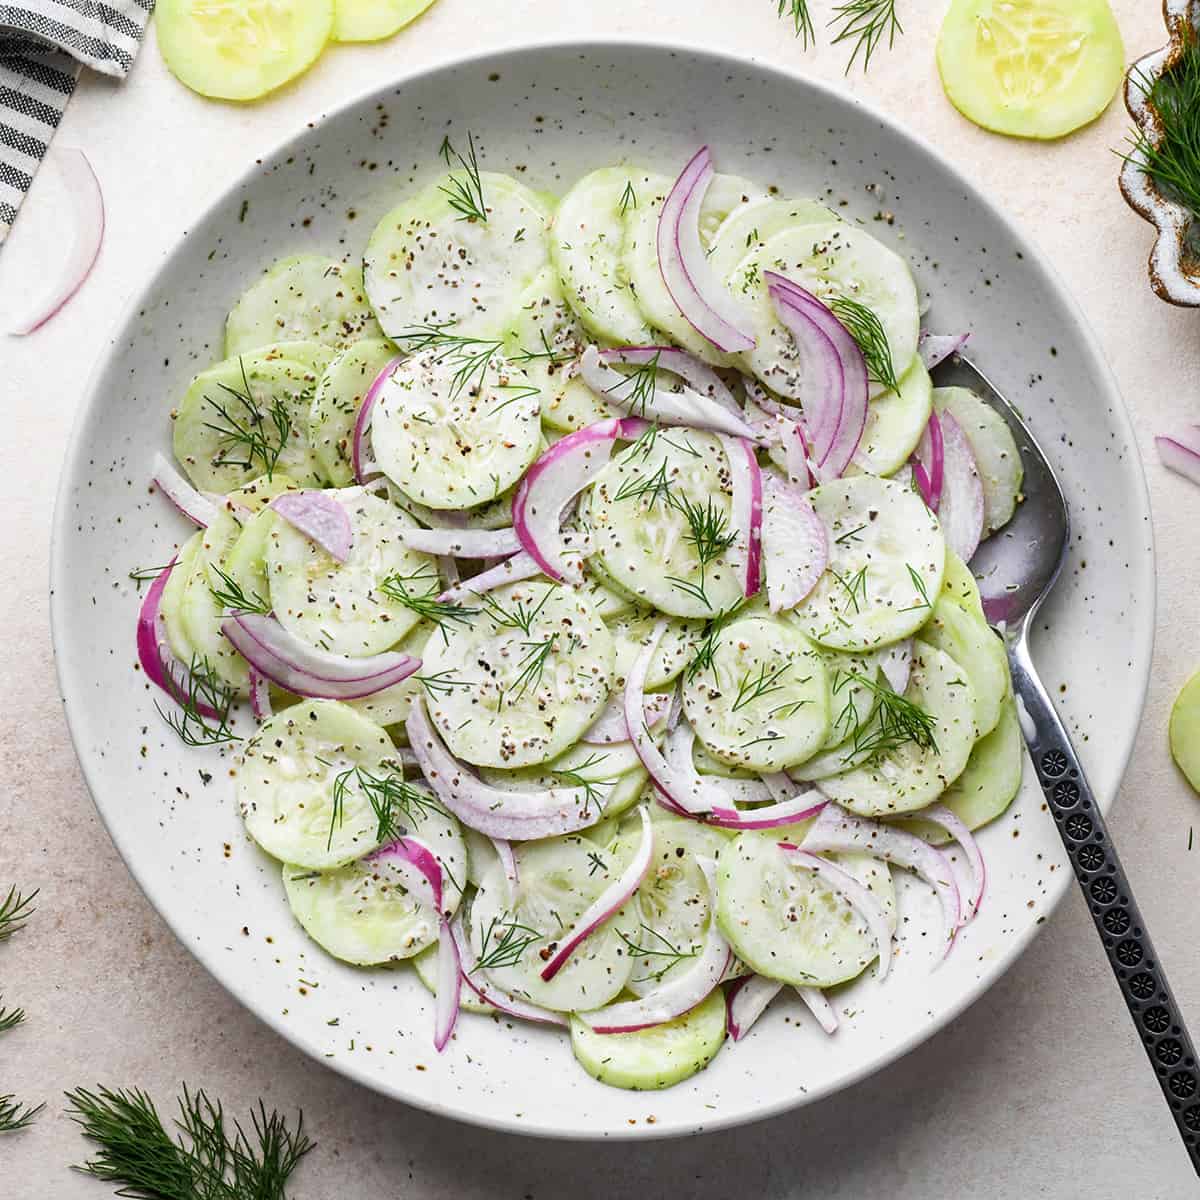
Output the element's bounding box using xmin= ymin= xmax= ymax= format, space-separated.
xmin=619 ymin=180 xmax=638 ymax=214
xmin=586 ymin=851 xmax=608 ymax=876
xmin=829 ymin=297 xmax=900 ymax=392
xmin=0 ymin=886 xmax=37 ymax=941
xmin=503 ymin=635 xmax=557 ymax=705
xmin=731 ymin=662 xmax=793 ymax=712
xmin=617 ymin=924 xmax=698 ymax=985
xmin=479 ymin=586 xmax=555 ymax=635
xmin=846 ymin=671 xmax=938 ymax=760
xmin=778 ymin=0 xmax=815 ymax=47
xmin=415 ymin=670 xmax=473 ymax=699
xmin=830 ymin=0 xmax=903 ymax=74
xmin=687 ymin=602 xmax=746 ymax=680
xmin=380 ymin=567 xmax=479 ymax=638
xmin=830 ymin=564 xmax=869 ymax=618
xmin=327 ymin=764 xmax=438 ymax=850
xmin=208 ymin=563 xmax=270 ymax=615
xmin=900 ymin=563 xmax=933 ymax=612
xmin=676 ymin=494 xmax=736 ymax=568
xmin=613 ymin=459 xmax=675 ymax=506
xmin=157 ymin=656 xmax=240 ymax=749
xmin=473 ymin=914 xmax=541 ymax=971
xmin=0 ymin=1095 xmax=43 ymax=1133
xmin=65 ymin=1084 xmax=313 ymax=1197
xmin=834 ymin=522 xmax=868 ymax=546
xmin=0 ymin=1002 xmax=24 ymax=1034
xmin=438 ymin=132 xmax=488 ymax=222
xmin=202 ymin=358 xmax=293 ymax=480
xmin=390 ymin=324 xmax=504 ymax=400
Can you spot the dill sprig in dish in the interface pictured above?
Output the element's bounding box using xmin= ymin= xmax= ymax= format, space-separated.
xmin=202 ymin=359 xmax=293 ymax=480
xmin=157 ymin=655 xmax=241 ymax=749
xmin=830 ymin=296 xmax=901 ymax=392
xmin=439 ymin=132 xmax=488 ymax=223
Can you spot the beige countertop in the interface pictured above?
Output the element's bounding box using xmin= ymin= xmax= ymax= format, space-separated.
xmin=2 ymin=2 xmax=1199 ymax=1195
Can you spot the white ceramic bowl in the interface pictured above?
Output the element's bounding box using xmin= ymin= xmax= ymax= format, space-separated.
xmin=51 ymin=39 xmax=1154 ymax=1140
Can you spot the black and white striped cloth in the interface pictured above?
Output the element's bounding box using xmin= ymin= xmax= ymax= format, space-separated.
xmin=0 ymin=0 xmax=153 ymax=243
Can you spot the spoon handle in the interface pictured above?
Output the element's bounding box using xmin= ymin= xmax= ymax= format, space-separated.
xmin=1010 ymin=638 xmax=1200 ymax=1174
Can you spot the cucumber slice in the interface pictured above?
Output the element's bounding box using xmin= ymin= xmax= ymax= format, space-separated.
xmin=855 ymin=358 xmax=933 ymax=477
xmin=581 ymin=570 xmax=636 ymax=622
xmin=920 ymin=596 xmax=1009 ymax=738
xmin=623 ymin=171 xmax=768 ymax=365
xmin=161 ymin=532 xmax=203 ymax=663
xmin=479 ymin=740 xmax=649 ymax=824
xmin=790 ymin=475 xmax=946 ymax=652
xmin=733 ymin=222 xmax=920 ymax=403
xmin=817 ymin=641 xmax=978 ymax=816
xmin=363 ymin=172 xmax=551 ymax=340
xmin=332 ymin=0 xmax=434 ymax=42
xmin=706 ymin=197 xmax=840 ymax=285
xmin=412 ymin=943 xmax=496 ymax=1014
xmin=345 ymin=621 xmax=435 ymax=727
xmin=932 ymin=386 xmax=1023 ymax=534
xmin=609 ymin=610 xmax=704 ymax=690
xmin=238 ymin=700 xmax=396 ymax=869
xmin=418 ymin=580 xmax=615 ymax=769
xmin=937 ymin=0 xmax=1125 ymax=141
xmin=309 ymin=338 xmax=398 ymax=486
xmin=818 ymin=645 xmax=886 ymax=751
xmin=468 ymin=836 xmax=637 ymax=1012
xmin=942 ymin=547 xmax=985 ymax=620
xmin=282 ymin=794 xmax=465 ymax=965
xmin=903 ymin=695 xmax=1024 ymax=842
xmin=155 ymin=0 xmax=334 ymax=102
xmin=716 ymin=831 xmax=896 ymax=987
xmin=265 ymin=487 xmax=435 ymax=656
xmin=682 ymin=614 xmax=830 ymax=772
xmin=1171 ymin=669 xmax=1200 ymax=795
xmin=587 ymin=430 xmax=744 ymax=619
xmin=225 ymin=257 xmax=381 ymax=356
xmin=173 ymin=350 xmax=325 ymax=492
xmin=370 ymin=348 xmax=541 ymax=510
xmin=551 ymin=167 xmax=655 ymax=345
xmin=569 ymin=987 xmax=727 ymax=1091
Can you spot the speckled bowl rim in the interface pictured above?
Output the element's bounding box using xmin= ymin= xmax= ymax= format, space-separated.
xmin=50 ymin=35 xmax=1155 ymax=1141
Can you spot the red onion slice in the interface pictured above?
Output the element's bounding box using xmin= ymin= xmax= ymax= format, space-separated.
xmin=401 ymin=526 xmax=521 ymax=558
xmin=583 ymin=689 xmax=673 ymax=744
xmin=406 ymin=699 xmax=604 ymax=840
xmin=577 ymin=857 xmax=732 ymax=1033
xmin=937 ymin=411 xmax=985 ymax=564
xmin=248 ymin=667 xmax=272 ymax=722
xmin=450 ymin=916 xmax=567 ymax=1026
xmin=777 ymin=845 xmax=893 ymax=980
xmin=878 ymin=640 xmax=913 ymax=695
xmin=353 ymin=357 xmax=401 ymax=484
xmin=796 ymin=986 xmax=839 ymax=1034
xmin=270 ymin=491 xmax=353 ymax=562
xmin=784 ymin=422 xmax=818 ymax=490
xmin=433 ymin=920 xmax=461 ymax=1052
xmin=512 ymin=417 xmax=642 ymax=583
xmin=580 ymin=347 xmax=757 ymax=439
xmin=910 ymin=458 xmax=936 ymax=509
xmin=367 ymin=835 xmax=445 ymax=912
xmin=135 ymin=558 xmax=220 ymax=720
xmin=599 ymin=346 xmax=738 ymax=414
xmin=913 ymin=804 xmax=985 ymax=924
xmin=918 ymin=331 xmax=971 ymax=371
xmin=540 ymin=807 xmax=653 ymax=981
xmin=705 ymin=791 xmax=826 ymax=832
xmin=10 ymin=148 xmax=104 ymax=336
xmin=726 ymin=974 xmax=783 ymax=1042
xmin=762 ymin=294 xmax=844 ymax=455
xmin=221 ymin=613 xmax=420 ymax=700
xmin=1158 ymin=435 xmax=1200 ymax=486
xmin=760 ymin=472 xmax=829 ymax=614
xmin=913 ymin=411 xmax=946 ymax=512
xmin=720 ymin=436 xmax=763 ymax=598
xmin=490 ymin=837 xmax=519 ymax=897
xmin=152 ymin=454 xmax=221 ymax=529
xmin=802 ymin=804 xmax=960 ymax=951
xmin=438 ymin=551 xmax=542 ymax=603
xmin=657 ymin=147 xmax=757 ymax=353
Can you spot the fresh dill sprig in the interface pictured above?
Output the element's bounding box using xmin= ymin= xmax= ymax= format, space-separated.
xmin=596 ymin=352 xmax=660 ymax=418
xmin=390 ymin=324 xmax=504 ymax=401
xmin=847 ymin=671 xmax=938 ymax=760
xmin=1127 ymin=28 xmax=1200 ymax=222
xmin=731 ymin=662 xmax=793 ymax=712
xmin=328 ymin=765 xmax=437 ymax=850
xmin=900 ymin=562 xmax=933 ymax=612
xmin=415 ymin=670 xmax=473 ymax=699
xmin=157 ymin=655 xmax=240 ymax=749
xmin=619 ymin=180 xmax=638 ymax=214
xmin=829 ymin=668 xmax=864 ymax=743
xmin=129 ymin=564 xmax=172 ymax=583
xmin=0 ymin=886 xmax=37 ymax=941
xmin=687 ymin=602 xmax=745 ymax=680
xmin=473 ymin=914 xmax=541 ymax=971
xmin=503 ymin=635 xmax=558 ymax=705
xmin=830 ymin=565 xmax=869 ymax=618
xmin=829 ymin=297 xmax=900 ymax=392
xmin=65 ymin=1084 xmax=313 ymax=1199
xmin=0 ymin=1002 xmax=25 ymax=1034
xmin=613 ymin=459 xmax=675 ymax=506
xmin=438 ymin=132 xmax=488 ymax=222
xmin=208 ymin=564 xmax=270 ymax=615
xmin=830 ymin=0 xmax=903 ymax=74
xmin=0 ymin=1095 xmax=43 ymax=1133
xmin=778 ymin=0 xmax=815 ymax=48
xmin=676 ymin=494 xmax=736 ymax=568
xmin=380 ymin=567 xmax=479 ymax=637
xmin=617 ymin=924 xmax=698 ymax=985
xmin=586 ymin=851 xmax=608 ymax=876
xmin=549 ymin=752 xmax=612 ymax=816
xmin=202 ymin=359 xmax=293 ymax=480
xmin=479 ymin=586 xmax=555 ymax=635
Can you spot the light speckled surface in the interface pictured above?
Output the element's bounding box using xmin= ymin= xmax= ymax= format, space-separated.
xmin=1 ymin=1 xmax=1198 ymax=1194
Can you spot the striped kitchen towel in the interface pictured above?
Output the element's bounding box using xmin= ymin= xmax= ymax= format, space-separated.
xmin=0 ymin=0 xmax=153 ymax=243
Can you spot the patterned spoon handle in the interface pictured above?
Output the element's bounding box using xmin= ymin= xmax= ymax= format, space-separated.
xmin=1009 ymin=636 xmax=1200 ymax=1174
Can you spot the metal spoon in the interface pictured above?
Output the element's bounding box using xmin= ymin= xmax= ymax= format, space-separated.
xmin=933 ymin=352 xmax=1200 ymax=1174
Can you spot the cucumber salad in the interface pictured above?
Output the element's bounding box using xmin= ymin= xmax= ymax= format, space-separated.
xmin=137 ymin=141 xmax=1026 ymax=1092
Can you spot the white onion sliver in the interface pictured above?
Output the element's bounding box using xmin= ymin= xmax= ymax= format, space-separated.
xmin=540 ymin=807 xmax=654 ymax=981
xmin=402 ymin=526 xmax=521 ymax=559
xmin=438 ymin=551 xmax=542 ymax=604
xmin=937 ymin=411 xmax=985 ymax=563
xmin=490 ymin=837 xmax=519 ymax=898
xmin=248 ymin=667 xmax=272 ymax=723
xmin=10 ymin=147 xmax=104 ymax=336
xmin=583 ymin=689 xmax=673 ymax=744
xmin=726 ymin=974 xmax=783 ymax=1042
xmin=270 ymin=491 xmax=353 ymax=562
xmin=642 ymin=700 xmax=731 ymax=817
xmin=151 ymin=453 xmax=220 ymax=529
xmin=353 ymin=357 xmax=400 ymax=484
xmin=918 ymin=331 xmax=970 ymax=371
xmin=760 ymin=472 xmax=828 ymax=613
xmin=878 ymin=640 xmax=913 ymax=695
xmin=433 ymin=920 xmax=461 ymax=1052
xmin=720 ymin=435 xmax=763 ymax=598
xmin=796 ymin=986 xmax=839 ymax=1035
xmin=600 ymin=346 xmax=738 ymax=413
xmin=913 ymin=804 xmax=986 ymax=924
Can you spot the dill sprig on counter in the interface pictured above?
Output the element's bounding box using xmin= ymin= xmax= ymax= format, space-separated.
xmin=779 ymin=0 xmax=815 ymax=48
xmin=831 ymin=0 xmax=903 ymax=74
xmin=0 ymin=1096 xmax=44 ymax=1134
xmin=830 ymin=296 xmax=900 ymax=392
xmin=65 ymin=1084 xmax=313 ymax=1199
xmin=202 ymin=359 xmax=293 ymax=481
xmin=0 ymin=886 xmax=37 ymax=942
xmin=0 ymin=1001 xmax=25 ymax=1034
xmin=1128 ymin=28 xmax=1200 ymax=222
xmin=439 ymin=132 xmax=488 ymax=223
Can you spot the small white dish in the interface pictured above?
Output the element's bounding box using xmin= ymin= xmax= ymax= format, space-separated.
xmin=51 ymin=38 xmax=1154 ymax=1140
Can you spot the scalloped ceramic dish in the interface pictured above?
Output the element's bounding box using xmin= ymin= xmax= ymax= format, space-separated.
xmin=1120 ymin=0 xmax=1200 ymax=306
xmin=51 ymin=40 xmax=1155 ymax=1140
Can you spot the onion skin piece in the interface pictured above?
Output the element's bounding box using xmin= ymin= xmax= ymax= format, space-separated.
xmin=10 ymin=147 xmax=104 ymax=336
xmin=1158 ymin=435 xmax=1200 ymax=487
xmin=913 ymin=411 xmax=946 ymax=512
xmin=353 ymin=356 xmax=400 ymax=484
xmin=248 ymin=667 xmax=272 ymax=722
xmin=270 ymin=491 xmax=353 ymax=562
xmin=539 ymin=807 xmax=654 ymax=981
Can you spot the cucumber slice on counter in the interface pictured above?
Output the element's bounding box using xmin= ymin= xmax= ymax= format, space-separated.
xmin=570 ymin=986 xmax=727 ymax=1091
xmin=156 ymin=0 xmax=334 ymax=102
xmin=937 ymin=0 xmax=1125 ymax=140
xmin=1171 ymin=669 xmax=1200 ymax=795
xmin=332 ymin=0 xmax=435 ymax=41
